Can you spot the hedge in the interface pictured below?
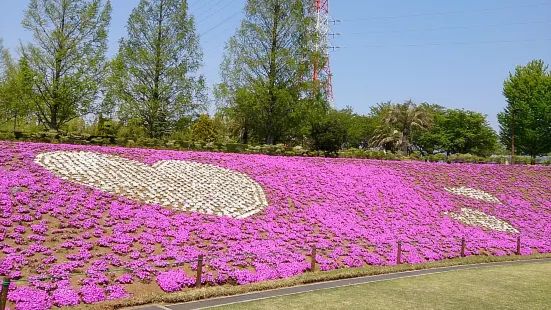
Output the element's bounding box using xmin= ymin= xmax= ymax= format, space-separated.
xmin=0 ymin=131 xmax=549 ymax=166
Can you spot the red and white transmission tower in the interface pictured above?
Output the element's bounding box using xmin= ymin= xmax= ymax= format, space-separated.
xmin=311 ymin=0 xmax=333 ymax=102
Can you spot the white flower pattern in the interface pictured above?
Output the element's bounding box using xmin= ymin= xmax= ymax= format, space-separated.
xmin=34 ymin=151 xmax=268 ymax=218
xmin=444 ymin=186 xmax=501 ymax=203
xmin=444 ymin=187 xmax=518 ymax=233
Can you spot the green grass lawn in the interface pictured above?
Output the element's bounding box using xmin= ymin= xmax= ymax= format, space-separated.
xmin=211 ymin=262 xmax=551 ymax=310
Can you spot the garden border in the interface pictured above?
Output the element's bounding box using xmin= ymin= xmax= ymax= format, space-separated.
xmin=160 ymin=257 xmax=551 ymax=310
xmin=68 ymin=253 xmax=551 ymax=310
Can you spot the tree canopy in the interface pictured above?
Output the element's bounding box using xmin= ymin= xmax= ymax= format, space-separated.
xmin=497 ymin=59 xmax=551 ymax=158
xmin=21 ymin=0 xmax=112 ymax=130
xmin=416 ymin=109 xmax=498 ymax=157
xmin=370 ymin=100 xmax=433 ymax=154
xmin=215 ymin=0 xmax=325 ymax=145
xmin=109 ymin=0 xmax=206 ymax=138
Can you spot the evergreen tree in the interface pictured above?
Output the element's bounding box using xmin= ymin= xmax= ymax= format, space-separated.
xmin=216 ymin=0 xmax=323 ymax=145
xmin=191 ymin=114 xmax=218 ymax=143
xmin=110 ymin=0 xmax=207 ymax=139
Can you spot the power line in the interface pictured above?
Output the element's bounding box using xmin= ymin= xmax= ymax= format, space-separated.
xmin=193 ymin=0 xmax=220 ymax=13
xmin=336 ymin=3 xmax=551 ymax=22
xmin=202 ymin=20 xmax=241 ymax=45
xmin=336 ymin=20 xmax=551 ymax=36
xmin=335 ymin=38 xmax=551 ymax=49
xmin=197 ymin=0 xmax=241 ymax=24
xmin=200 ymin=10 xmax=242 ymax=37
xmin=195 ymin=0 xmax=227 ymax=20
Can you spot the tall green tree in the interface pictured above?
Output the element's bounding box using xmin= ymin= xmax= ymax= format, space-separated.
xmin=20 ymin=0 xmax=112 ymax=131
xmin=216 ymin=0 xmax=320 ymax=145
xmin=498 ymin=60 xmax=551 ymax=158
xmin=110 ymin=0 xmax=206 ymax=139
xmin=0 ymin=50 xmax=33 ymax=132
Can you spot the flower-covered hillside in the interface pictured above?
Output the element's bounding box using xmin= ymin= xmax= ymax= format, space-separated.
xmin=1 ymin=141 xmax=551 ymax=309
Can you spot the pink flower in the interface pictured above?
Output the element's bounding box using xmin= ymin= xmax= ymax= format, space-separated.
xmin=79 ymin=284 xmax=105 ymax=304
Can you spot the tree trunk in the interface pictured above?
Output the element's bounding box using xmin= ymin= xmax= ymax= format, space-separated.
xmin=401 ymin=136 xmax=409 ymax=154
xmin=150 ymin=0 xmax=164 ymax=139
xmin=50 ymin=4 xmax=66 ymax=132
xmin=50 ymin=105 xmax=59 ymax=130
xmin=264 ymin=2 xmax=279 ymax=146
xmin=241 ymin=123 xmax=248 ymax=144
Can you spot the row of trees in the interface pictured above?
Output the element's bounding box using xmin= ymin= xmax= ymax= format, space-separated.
xmin=0 ymin=0 xmax=207 ymax=138
xmin=1 ymin=0 xmax=550 ymax=158
xmin=304 ymin=101 xmax=499 ymax=157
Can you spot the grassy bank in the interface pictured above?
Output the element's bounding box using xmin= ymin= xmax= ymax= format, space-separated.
xmin=214 ymin=261 xmax=551 ymax=310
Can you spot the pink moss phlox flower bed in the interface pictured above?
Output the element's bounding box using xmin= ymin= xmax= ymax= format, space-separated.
xmin=1 ymin=141 xmax=551 ymax=309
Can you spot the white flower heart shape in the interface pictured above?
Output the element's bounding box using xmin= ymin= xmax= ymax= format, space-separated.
xmin=34 ymin=151 xmax=268 ymax=218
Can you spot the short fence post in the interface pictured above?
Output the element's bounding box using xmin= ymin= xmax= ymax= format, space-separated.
xmin=310 ymin=245 xmax=317 ymax=272
xmin=0 ymin=277 xmax=9 ymax=310
xmin=195 ymin=255 xmax=204 ymax=288
xmin=397 ymin=241 xmax=402 ymax=265
xmin=516 ymin=236 xmax=521 ymax=255
xmin=460 ymin=237 xmax=466 ymax=257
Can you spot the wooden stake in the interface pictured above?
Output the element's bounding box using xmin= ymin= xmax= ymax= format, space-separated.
xmin=310 ymin=246 xmax=317 ymax=272
xmin=516 ymin=236 xmax=521 ymax=255
xmin=397 ymin=241 xmax=402 ymax=265
xmin=195 ymin=255 xmax=204 ymax=288
xmin=461 ymin=237 xmax=466 ymax=257
xmin=0 ymin=277 xmax=9 ymax=310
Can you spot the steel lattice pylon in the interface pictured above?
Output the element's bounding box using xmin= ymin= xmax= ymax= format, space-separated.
xmin=311 ymin=0 xmax=333 ymax=102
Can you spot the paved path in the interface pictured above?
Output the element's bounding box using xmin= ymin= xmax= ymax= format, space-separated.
xmin=132 ymin=258 xmax=551 ymax=310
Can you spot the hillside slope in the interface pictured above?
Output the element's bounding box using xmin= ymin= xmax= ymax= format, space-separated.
xmin=1 ymin=141 xmax=550 ymax=308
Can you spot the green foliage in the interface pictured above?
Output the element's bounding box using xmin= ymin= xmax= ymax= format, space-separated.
xmin=62 ymin=118 xmax=87 ymax=134
xmin=2 ymin=3 xmax=549 ymax=163
xmin=216 ymin=0 xmax=323 ymax=145
xmin=416 ymin=109 xmax=498 ymax=157
xmin=498 ymin=59 xmax=551 ymax=158
xmin=110 ymin=0 xmax=206 ymax=138
xmin=21 ymin=0 xmax=112 ymax=130
xmin=346 ymin=114 xmax=377 ymax=149
xmin=370 ymin=100 xmax=433 ymax=154
xmin=191 ymin=114 xmax=219 ymax=143
xmin=94 ymin=115 xmax=118 ymax=136
xmin=117 ymin=118 xmax=147 ymax=141
xmin=311 ymin=107 xmax=376 ymax=150
xmin=311 ymin=112 xmax=348 ymax=156
xmin=0 ymin=49 xmax=33 ymax=132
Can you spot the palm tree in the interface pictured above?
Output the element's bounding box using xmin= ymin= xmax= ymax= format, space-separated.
xmin=370 ymin=126 xmax=403 ymax=152
xmin=372 ymin=100 xmax=432 ymax=154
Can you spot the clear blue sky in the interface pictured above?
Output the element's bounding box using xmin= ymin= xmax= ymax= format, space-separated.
xmin=1 ymin=0 xmax=550 ymax=130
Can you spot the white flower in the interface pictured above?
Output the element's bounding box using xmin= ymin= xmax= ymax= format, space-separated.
xmin=34 ymin=151 xmax=268 ymax=219
xmin=444 ymin=186 xmax=501 ymax=203
xmin=444 ymin=208 xmax=519 ymax=234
